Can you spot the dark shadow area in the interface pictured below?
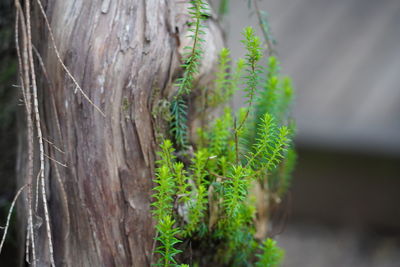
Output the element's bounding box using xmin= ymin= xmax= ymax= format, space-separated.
xmin=0 ymin=0 xmax=18 ymax=265
xmin=275 ymin=146 xmax=400 ymax=266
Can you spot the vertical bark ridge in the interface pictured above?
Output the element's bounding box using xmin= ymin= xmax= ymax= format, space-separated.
xmin=17 ymin=1 xmax=223 ymax=266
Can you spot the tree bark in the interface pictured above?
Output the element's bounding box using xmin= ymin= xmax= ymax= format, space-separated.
xmin=17 ymin=1 xmax=223 ymax=266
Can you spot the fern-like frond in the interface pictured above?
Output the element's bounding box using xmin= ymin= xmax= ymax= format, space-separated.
xmin=221 ymin=200 xmax=257 ymax=266
xmin=223 ymin=166 xmax=249 ymax=220
xmin=242 ymin=27 xmax=263 ymax=103
xmin=265 ymin=125 xmax=290 ymax=171
xmin=156 ymin=139 xmax=176 ymax=172
xmin=267 ymin=55 xmax=280 ymax=79
xmin=253 ymin=56 xmax=280 ymax=130
xmin=255 ymin=57 xmax=294 ymax=126
xmin=170 ymin=0 xmax=208 ymax=147
xmin=258 ymin=75 xmax=279 ymax=119
xmin=246 ymin=113 xmax=277 ymax=168
xmin=173 ymin=162 xmax=190 ymax=203
xmin=208 ymin=50 xmax=245 ymax=108
xmin=155 ymin=215 xmax=182 ymax=267
xmin=236 ymin=27 xmax=264 ymax=132
xmin=255 ymin=238 xmax=284 ymax=267
xmin=274 ymin=76 xmax=294 ymax=123
xmin=178 ymin=0 xmax=208 ymax=97
xmin=151 ymin=165 xmax=176 ymax=221
xmin=229 ymin=58 xmax=246 ymax=96
xmin=191 ymin=148 xmax=209 ymax=187
xmin=184 ymin=184 xmax=208 ymax=236
xmin=170 ymin=98 xmax=188 ymax=148
xmin=228 ymin=229 xmax=258 ymax=266
xmin=209 ymin=108 xmax=233 ymax=157
xmin=209 ymin=48 xmax=232 ymax=107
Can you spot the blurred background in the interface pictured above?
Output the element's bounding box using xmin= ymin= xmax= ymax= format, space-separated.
xmin=1 ymin=0 xmax=399 ymax=266
xmin=224 ymin=0 xmax=400 ymax=266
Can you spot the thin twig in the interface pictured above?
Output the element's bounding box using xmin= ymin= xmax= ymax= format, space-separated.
xmin=40 ymin=159 xmax=55 ymax=267
xmin=32 ymin=44 xmax=51 ymax=86
xmin=0 ymin=185 xmax=27 ymax=253
xmin=209 ymin=171 xmax=228 ymax=181
xmin=25 ymin=0 xmax=55 ymax=265
xmin=15 ymin=10 xmax=27 ymax=105
xmin=34 ymin=0 xmax=105 ymax=117
xmin=253 ymin=0 xmax=275 ymax=56
xmin=42 ymin=137 xmax=65 ymax=154
xmin=234 ymin=118 xmax=239 ymax=164
xmin=34 ymin=171 xmax=40 ymax=211
xmin=15 ymin=1 xmax=37 ymax=265
xmin=25 ymin=224 xmax=30 ymax=264
xmin=53 ymin=161 xmax=71 ymax=240
xmin=44 ymin=153 xmax=68 ymax=168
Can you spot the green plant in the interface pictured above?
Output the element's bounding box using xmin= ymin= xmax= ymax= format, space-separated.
xmin=155 ymin=215 xmax=182 ymax=267
xmin=255 ymin=238 xmax=284 ymax=267
xmin=151 ymin=4 xmax=296 ymax=266
xmin=236 ymin=27 xmax=263 ymax=133
xmin=170 ymin=0 xmax=208 ymax=148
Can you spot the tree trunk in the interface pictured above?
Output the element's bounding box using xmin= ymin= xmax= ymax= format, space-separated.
xmin=17 ymin=1 xmax=223 ymax=266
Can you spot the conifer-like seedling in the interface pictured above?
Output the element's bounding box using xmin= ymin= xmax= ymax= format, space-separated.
xmin=151 ymin=2 xmax=297 ymax=266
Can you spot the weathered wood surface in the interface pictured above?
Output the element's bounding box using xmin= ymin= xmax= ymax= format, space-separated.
xmin=17 ymin=1 xmax=223 ymax=266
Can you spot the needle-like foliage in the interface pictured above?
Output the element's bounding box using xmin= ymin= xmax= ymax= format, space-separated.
xmin=151 ymin=165 xmax=175 ymax=221
xmin=184 ymin=184 xmax=208 ymax=236
xmin=152 ymin=14 xmax=296 ymax=265
xmin=191 ymin=149 xmax=209 ymax=187
xmin=157 ymin=139 xmax=176 ymax=171
xmin=173 ymin=162 xmax=190 ymax=203
xmin=255 ymin=238 xmax=284 ymax=267
xmin=209 ymin=49 xmax=244 ymax=107
xmin=209 ymin=108 xmax=234 ymax=157
xmin=237 ymin=27 xmax=263 ymax=133
xmin=242 ymin=27 xmax=263 ymax=104
xmin=155 ymin=215 xmax=183 ymax=267
xmin=170 ymin=0 xmax=208 ymax=147
xmin=223 ymin=166 xmax=249 ymax=220
xmin=170 ymin=98 xmax=189 ymax=147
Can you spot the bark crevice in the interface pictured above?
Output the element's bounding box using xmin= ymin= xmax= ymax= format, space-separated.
xmin=17 ymin=1 xmax=223 ymax=266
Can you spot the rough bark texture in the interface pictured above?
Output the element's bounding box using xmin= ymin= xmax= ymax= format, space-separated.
xmin=17 ymin=1 xmax=223 ymax=266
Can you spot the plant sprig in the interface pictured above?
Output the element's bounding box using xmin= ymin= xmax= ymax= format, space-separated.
xmin=170 ymin=0 xmax=208 ymax=148
xmin=155 ymin=215 xmax=182 ymax=267
xmin=153 ymin=21 xmax=296 ymax=266
xmin=255 ymin=238 xmax=284 ymax=267
xmin=236 ymin=27 xmax=263 ymax=133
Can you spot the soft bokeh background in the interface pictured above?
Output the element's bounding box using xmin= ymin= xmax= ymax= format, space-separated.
xmin=223 ymin=0 xmax=400 ymax=266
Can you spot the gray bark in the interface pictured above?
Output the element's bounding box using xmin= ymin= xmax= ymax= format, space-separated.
xmin=17 ymin=1 xmax=223 ymax=266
